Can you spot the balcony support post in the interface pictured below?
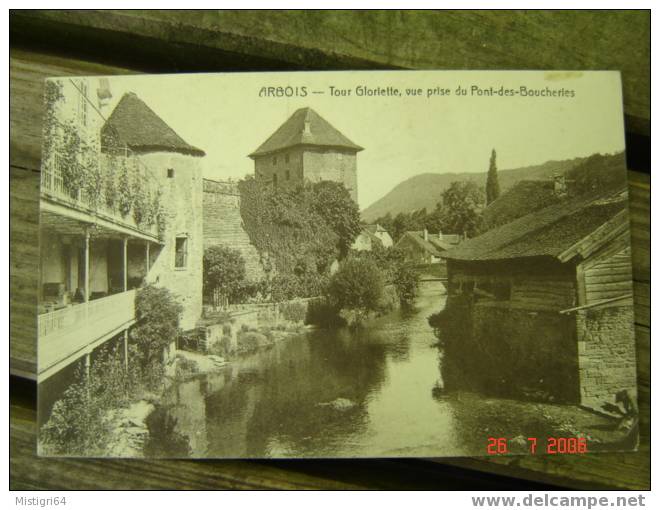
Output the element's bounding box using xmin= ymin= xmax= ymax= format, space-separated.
xmin=122 ymin=237 xmax=128 ymax=292
xmin=123 ymin=329 xmax=129 ymax=371
xmin=84 ymin=351 xmax=91 ymax=398
xmin=83 ymin=229 xmax=90 ymax=303
xmin=145 ymin=241 xmax=150 ymax=277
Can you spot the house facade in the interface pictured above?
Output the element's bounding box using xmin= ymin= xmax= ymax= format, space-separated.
xmin=248 ymin=107 xmax=363 ymax=203
xmin=351 ymin=224 xmax=393 ymax=252
xmin=440 ymin=190 xmax=636 ymax=410
xmin=38 ymin=80 xmax=205 ymax=382
xmin=396 ymin=229 xmax=460 ymax=265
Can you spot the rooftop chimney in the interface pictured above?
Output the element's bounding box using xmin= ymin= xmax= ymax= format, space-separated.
xmin=303 ymin=120 xmax=312 ymax=135
xmin=423 ymin=228 xmax=428 ymax=241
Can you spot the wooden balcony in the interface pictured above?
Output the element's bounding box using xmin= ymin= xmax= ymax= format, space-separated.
xmin=38 ymin=289 xmax=137 ymax=381
xmin=40 ymin=153 xmax=159 ymax=241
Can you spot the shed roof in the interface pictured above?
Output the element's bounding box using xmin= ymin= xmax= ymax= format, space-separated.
xmin=443 ymin=191 xmax=628 ymax=263
xmin=483 ymin=179 xmax=560 ymax=230
xmin=101 ymin=92 xmax=205 ymax=157
xmin=249 ymin=107 xmax=363 ymax=158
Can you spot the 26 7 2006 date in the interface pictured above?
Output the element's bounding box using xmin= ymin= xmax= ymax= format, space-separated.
xmin=487 ymin=437 xmax=588 ymax=455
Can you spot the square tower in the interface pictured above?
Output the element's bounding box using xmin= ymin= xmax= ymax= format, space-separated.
xmin=248 ymin=107 xmax=363 ymax=203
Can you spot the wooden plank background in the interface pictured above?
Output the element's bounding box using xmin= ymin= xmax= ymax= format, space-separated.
xmin=9 ymin=10 xmax=650 ymax=490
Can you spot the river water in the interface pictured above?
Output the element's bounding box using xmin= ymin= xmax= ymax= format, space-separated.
xmin=161 ymin=281 xmax=569 ymax=458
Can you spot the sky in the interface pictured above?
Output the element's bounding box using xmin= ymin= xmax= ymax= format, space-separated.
xmin=69 ymin=71 xmax=626 ymax=211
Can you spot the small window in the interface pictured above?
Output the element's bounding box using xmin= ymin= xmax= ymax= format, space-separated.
xmin=273 ymin=174 xmax=278 ymax=186
xmin=175 ymin=237 xmax=188 ymax=268
xmin=272 ymin=156 xmax=277 ymax=165
xmin=285 ymin=153 xmax=290 ymax=163
xmin=285 ymin=169 xmax=290 ymax=180
xmin=167 ymin=168 xmax=175 ymax=178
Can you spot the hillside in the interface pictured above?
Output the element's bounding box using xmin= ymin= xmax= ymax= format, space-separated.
xmin=481 ymin=152 xmax=627 ymax=231
xmin=361 ymin=156 xmax=593 ymax=222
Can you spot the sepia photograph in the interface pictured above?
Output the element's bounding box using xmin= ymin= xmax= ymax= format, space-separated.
xmin=36 ymin=70 xmax=638 ymax=459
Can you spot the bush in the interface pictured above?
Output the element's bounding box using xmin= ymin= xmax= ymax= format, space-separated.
xmin=175 ymin=355 xmax=199 ymax=379
xmin=130 ymin=284 xmax=182 ymax=368
xmin=236 ymin=331 xmax=271 ymax=354
xmin=377 ymin=285 xmax=399 ymax=314
xmin=40 ymin=344 xmax=143 ymax=456
xmin=393 ymin=264 xmax=419 ymax=307
xmin=203 ymin=245 xmax=248 ymax=307
xmin=280 ymin=301 xmax=307 ymax=323
xmin=327 ymin=258 xmax=384 ymax=326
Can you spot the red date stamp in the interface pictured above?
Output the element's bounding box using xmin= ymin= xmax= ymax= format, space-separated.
xmin=487 ymin=437 xmax=588 ymax=455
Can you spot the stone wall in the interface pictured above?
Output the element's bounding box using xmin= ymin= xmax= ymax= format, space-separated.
xmin=203 ymin=179 xmax=266 ymax=282
xmin=576 ymin=304 xmax=637 ymax=409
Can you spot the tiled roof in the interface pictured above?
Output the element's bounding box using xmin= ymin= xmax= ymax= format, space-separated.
xmin=483 ymin=179 xmax=560 ymax=230
xmin=249 ymin=107 xmax=363 ymax=157
xmin=443 ymin=191 xmax=628 ymax=262
xmin=101 ymin=92 xmax=205 ymax=157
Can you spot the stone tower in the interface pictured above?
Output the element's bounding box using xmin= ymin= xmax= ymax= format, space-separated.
xmin=248 ymin=107 xmax=363 ymax=203
xmin=101 ymin=92 xmax=206 ymax=330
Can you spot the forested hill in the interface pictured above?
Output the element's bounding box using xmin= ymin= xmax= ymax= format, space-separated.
xmin=361 ymin=155 xmax=599 ymax=222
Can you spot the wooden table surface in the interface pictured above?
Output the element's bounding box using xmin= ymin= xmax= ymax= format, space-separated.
xmin=9 ymin=10 xmax=650 ymax=490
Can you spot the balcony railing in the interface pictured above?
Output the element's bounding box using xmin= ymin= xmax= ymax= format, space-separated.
xmin=40 ymin=152 xmax=159 ymax=238
xmin=38 ymin=289 xmax=137 ymax=377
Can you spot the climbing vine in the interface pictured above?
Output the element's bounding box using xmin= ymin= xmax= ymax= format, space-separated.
xmin=238 ymin=177 xmax=341 ymax=299
xmin=116 ymin=158 xmax=133 ymax=217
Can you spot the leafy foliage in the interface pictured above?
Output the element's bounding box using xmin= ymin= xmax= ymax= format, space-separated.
xmin=437 ymin=181 xmax=485 ymax=238
xmin=308 ymin=180 xmax=362 ymax=257
xmin=327 ymin=257 xmax=384 ymax=325
xmin=239 ymin=177 xmax=344 ymax=299
xmin=279 ymin=301 xmax=307 ymax=323
xmin=40 ymin=344 xmax=143 ymax=456
xmin=352 ymin=244 xmax=419 ymax=307
xmin=130 ymin=284 xmax=183 ymax=371
xmin=373 ymin=180 xmax=484 ymax=241
xmin=566 ymin=152 xmax=627 ymax=194
xmin=116 ymin=159 xmax=133 ymax=217
xmin=203 ymin=245 xmax=247 ymax=307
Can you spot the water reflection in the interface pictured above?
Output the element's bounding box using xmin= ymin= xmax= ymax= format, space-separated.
xmin=162 ymin=282 xmax=493 ymax=457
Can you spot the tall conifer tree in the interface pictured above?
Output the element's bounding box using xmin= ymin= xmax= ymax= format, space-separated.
xmin=486 ymin=149 xmax=500 ymax=205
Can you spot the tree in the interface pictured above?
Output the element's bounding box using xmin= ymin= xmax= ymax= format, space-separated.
xmin=307 ymin=181 xmax=361 ymax=258
xmin=440 ymin=181 xmax=485 ymax=238
xmin=486 ymin=149 xmax=501 ymax=205
xmin=130 ymin=284 xmax=183 ymax=390
xmin=392 ymin=263 xmax=419 ymax=308
xmin=327 ymin=257 xmax=384 ymax=326
xmin=203 ymin=245 xmax=247 ymax=308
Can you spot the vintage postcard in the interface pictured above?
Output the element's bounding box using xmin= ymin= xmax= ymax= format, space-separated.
xmin=37 ymin=71 xmax=638 ymax=458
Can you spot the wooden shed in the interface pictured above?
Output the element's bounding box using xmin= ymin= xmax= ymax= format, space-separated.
xmin=441 ymin=189 xmax=636 ymax=410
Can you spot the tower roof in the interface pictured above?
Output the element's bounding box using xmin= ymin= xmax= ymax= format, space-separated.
xmin=101 ymin=92 xmax=205 ymax=157
xmin=249 ymin=107 xmax=363 ymax=158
